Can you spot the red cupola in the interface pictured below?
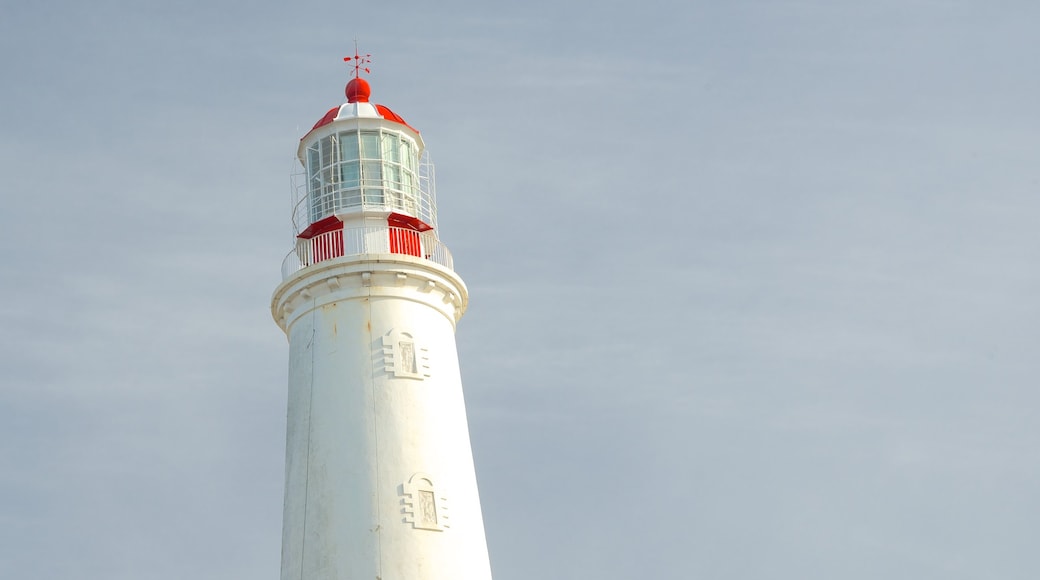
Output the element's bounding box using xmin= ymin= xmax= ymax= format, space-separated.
xmin=346 ymin=77 xmax=370 ymax=103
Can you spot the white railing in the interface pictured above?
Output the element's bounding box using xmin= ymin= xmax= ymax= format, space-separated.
xmin=281 ymin=225 xmax=454 ymax=280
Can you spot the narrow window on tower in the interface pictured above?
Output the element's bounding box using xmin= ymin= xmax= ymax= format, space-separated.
xmin=401 ymin=473 xmax=449 ymax=532
xmin=399 ymin=340 xmax=417 ymax=374
xmin=382 ymin=329 xmax=430 ymax=379
xmin=419 ymin=490 xmax=437 ymax=526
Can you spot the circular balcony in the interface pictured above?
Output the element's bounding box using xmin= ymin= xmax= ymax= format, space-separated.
xmin=281 ymin=225 xmax=454 ymax=280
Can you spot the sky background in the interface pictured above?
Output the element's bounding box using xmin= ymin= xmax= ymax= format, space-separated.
xmin=2 ymin=0 xmax=1038 ymax=578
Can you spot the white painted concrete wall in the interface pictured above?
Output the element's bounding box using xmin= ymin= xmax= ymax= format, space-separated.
xmin=272 ymin=257 xmax=492 ymax=580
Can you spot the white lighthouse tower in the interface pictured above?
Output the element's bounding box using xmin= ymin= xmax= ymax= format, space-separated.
xmin=270 ymin=54 xmax=494 ymax=580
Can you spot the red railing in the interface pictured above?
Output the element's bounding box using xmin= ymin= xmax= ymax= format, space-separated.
xmin=281 ymin=225 xmax=454 ymax=280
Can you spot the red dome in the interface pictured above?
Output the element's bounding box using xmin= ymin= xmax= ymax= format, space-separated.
xmin=346 ymin=78 xmax=371 ymax=103
xmin=304 ymin=79 xmax=419 ymax=137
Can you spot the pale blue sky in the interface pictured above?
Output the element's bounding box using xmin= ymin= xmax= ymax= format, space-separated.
xmin=2 ymin=1 xmax=1038 ymax=578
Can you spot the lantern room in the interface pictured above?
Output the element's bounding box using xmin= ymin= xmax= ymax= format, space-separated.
xmin=303 ymin=127 xmax=422 ymax=224
xmin=292 ymin=77 xmax=437 ymax=233
xmin=282 ymin=73 xmax=450 ymax=279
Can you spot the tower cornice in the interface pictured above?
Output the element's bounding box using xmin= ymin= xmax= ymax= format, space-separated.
xmin=271 ymin=255 xmax=469 ymax=333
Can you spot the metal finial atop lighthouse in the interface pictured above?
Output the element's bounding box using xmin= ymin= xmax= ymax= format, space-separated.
xmin=343 ymin=42 xmax=371 ymax=77
xmin=271 ymin=56 xmax=494 ymax=580
xmin=343 ymin=43 xmax=372 ymax=103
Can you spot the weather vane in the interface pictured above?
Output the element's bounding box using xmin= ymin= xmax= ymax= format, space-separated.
xmin=343 ymin=40 xmax=371 ymax=78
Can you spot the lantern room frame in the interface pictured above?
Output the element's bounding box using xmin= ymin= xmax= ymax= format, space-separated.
xmin=290 ymin=129 xmax=438 ymax=239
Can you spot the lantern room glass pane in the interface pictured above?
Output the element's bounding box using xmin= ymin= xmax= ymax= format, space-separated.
xmin=340 ymin=133 xmax=359 ymax=161
xmin=382 ymin=133 xmax=400 ymax=163
xmin=362 ymin=159 xmax=383 ymax=204
xmin=307 ymin=145 xmax=320 ymax=193
xmin=322 ymin=135 xmax=338 ymax=166
xmin=403 ymin=141 xmax=415 ymax=172
xmin=340 ymin=162 xmax=360 ymax=190
xmin=337 ymin=132 xmax=360 ymax=203
xmin=360 ymin=132 xmax=380 ymax=159
xmin=361 ymin=161 xmax=382 ymax=186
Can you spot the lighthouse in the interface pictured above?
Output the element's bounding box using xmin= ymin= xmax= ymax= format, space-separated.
xmin=270 ymin=53 xmax=494 ymax=580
